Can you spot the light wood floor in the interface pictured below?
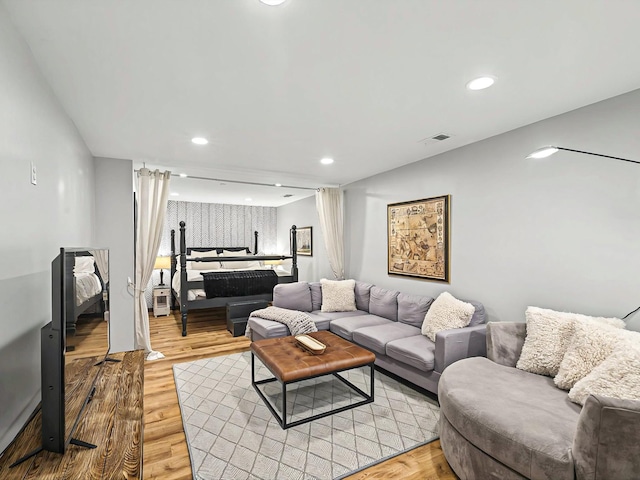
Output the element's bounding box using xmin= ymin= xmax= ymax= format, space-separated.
xmin=144 ymin=309 xmax=458 ymax=479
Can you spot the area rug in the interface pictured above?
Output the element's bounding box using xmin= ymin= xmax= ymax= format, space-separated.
xmin=173 ymin=352 xmax=440 ymax=480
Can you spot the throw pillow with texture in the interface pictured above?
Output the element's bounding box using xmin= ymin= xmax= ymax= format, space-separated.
xmin=568 ymin=335 xmax=640 ymax=405
xmin=554 ymin=319 xmax=627 ymax=390
xmin=421 ymin=292 xmax=475 ymax=342
xmin=320 ymin=279 xmax=357 ymax=312
xmin=516 ymin=307 xmax=624 ymax=377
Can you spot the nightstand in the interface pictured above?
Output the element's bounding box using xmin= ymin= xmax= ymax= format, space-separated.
xmin=153 ymin=286 xmax=170 ymax=317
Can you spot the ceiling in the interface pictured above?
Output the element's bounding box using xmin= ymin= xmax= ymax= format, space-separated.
xmin=4 ymin=0 xmax=640 ymax=206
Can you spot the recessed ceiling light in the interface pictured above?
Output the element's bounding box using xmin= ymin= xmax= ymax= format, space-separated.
xmin=274 ymin=183 xmax=282 ymax=187
xmin=171 ymin=192 xmax=179 ymax=196
xmin=466 ymin=76 xmax=496 ymax=91
xmin=526 ymin=146 xmax=559 ymax=159
xmin=320 ymin=157 xmax=334 ymax=165
xmin=260 ymin=0 xmax=287 ymax=5
xmin=179 ymin=173 xmax=188 ymax=178
xmin=191 ymin=137 xmax=208 ymax=145
xmin=245 ymin=197 xmax=252 ymax=202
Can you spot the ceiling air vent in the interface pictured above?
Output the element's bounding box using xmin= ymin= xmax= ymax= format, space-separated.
xmin=431 ymin=133 xmax=451 ymax=141
xmin=283 ymin=194 xmax=294 ymax=198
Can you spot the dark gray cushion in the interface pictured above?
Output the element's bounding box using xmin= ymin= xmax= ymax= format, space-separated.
xmin=329 ymin=314 xmax=393 ymax=341
xmin=386 ymin=335 xmax=436 ymax=372
xmin=439 ymin=357 xmax=580 ymax=480
xmin=309 ymin=282 xmax=322 ymax=311
xmin=272 ymin=282 xmax=312 ymax=312
xmin=369 ymin=286 xmax=399 ymax=321
xmin=352 ymin=323 xmax=421 ymax=355
xmin=354 ymin=281 xmax=373 ymax=312
xmin=467 ymin=300 xmax=486 ymax=326
xmin=397 ymin=293 xmax=433 ymax=328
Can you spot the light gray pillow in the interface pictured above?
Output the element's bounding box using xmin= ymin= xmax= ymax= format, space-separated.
xmin=188 ymin=249 xmax=220 ymax=270
xmin=554 ymin=319 xmax=627 ymax=390
xmin=516 ymin=306 xmax=624 ymax=377
xmin=219 ymin=249 xmax=250 ymax=269
xmin=568 ymin=333 xmax=640 ymax=405
xmin=369 ymin=286 xmax=400 ymax=321
xmin=272 ymin=282 xmax=312 ymax=312
xmin=397 ymin=293 xmax=433 ymax=328
xmin=320 ymin=279 xmax=357 ymax=312
xmin=421 ymin=292 xmax=475 ymax=342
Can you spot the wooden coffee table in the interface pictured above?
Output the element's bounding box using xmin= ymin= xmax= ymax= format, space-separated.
xmin=250 ymin=330 xmax=376 ymax=429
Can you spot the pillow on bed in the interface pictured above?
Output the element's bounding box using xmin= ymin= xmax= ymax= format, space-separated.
xmin=74 ymin=256 xmax=95 ymax=274
xmin=189 ymin=250 xmax=220 ymax=270
xmin=220 ymin=250 xmax=251 ymax=269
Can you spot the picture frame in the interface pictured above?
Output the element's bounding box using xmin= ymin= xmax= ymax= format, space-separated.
xmin=294 ymin=226 xmax=313 ymax=256
xmin=387 ymin=195 xmax=450 ymax=282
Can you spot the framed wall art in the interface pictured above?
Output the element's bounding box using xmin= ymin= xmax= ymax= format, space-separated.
xmin=387 ymin=195 xmax=450 ymax=282
xmin=294 ymin=226 xmax=313 ymax=256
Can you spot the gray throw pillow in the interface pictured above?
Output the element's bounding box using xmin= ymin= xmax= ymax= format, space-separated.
xmin=309 ymin=282 xmax=322 ymax=311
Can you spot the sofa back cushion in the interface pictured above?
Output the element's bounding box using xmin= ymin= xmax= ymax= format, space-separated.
xmin=272 ymin=282 xmax=312 ymax=312
xmin=354 ymin=281 xmax=373 ymax=312
xmin=310 ymin=282 xmax=322 ymax=311
xmin=467 ymin=300 xmax=486 ymax=326
xmin=369 ymin=286 xmax=400 ymax=321
xmin=397 ymin=293 xmax=434 ymax=328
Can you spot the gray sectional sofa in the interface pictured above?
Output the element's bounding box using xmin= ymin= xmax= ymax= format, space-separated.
xmin=439 ymin=321 xmax=640 ymax=480
xmin=247 ymin=281 xmax=487 ymax=394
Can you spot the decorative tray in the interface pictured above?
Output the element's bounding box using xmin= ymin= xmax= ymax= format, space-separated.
xmin=295 ymin=335 xmax=326 ymax=355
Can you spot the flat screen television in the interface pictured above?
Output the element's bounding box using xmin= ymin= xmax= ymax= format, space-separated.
xmin=11 ymin=248 xmax=110 ymax=466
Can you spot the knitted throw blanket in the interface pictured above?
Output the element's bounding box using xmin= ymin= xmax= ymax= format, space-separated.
xmin=245 ymin=306 xmax=318 ymax=338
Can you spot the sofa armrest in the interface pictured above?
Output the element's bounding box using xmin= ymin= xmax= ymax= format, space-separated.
xmin=486 ymin=321 xmax=526 ymax=367
xmin=573 ymin=395 xmax=640 ymax=480
xmin=434 ymin=325 xmax=487 ymax=373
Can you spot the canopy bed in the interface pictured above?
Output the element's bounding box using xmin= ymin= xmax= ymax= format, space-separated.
xmin=170 ymin=221 xmax=299 ymax=336
xmin=66 ymin=250 xmax=108 ymax=337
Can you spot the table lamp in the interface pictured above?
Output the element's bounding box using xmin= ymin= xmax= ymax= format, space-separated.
xmin=154 ymin=256 xmax=171 ymax=286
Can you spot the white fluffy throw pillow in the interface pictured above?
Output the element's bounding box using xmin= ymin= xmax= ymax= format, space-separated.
xmin=516 ymin=307 xmax=623 ymax=377
xmin=421 ymin=292 xmax=475 ymax=342
xmin=320 ymin=279 xmax=357 ymax=312
xmin=568 ymin=334 xmax=640 ymax=405
xmin=554 ymin=319 xmax=626 ymax=390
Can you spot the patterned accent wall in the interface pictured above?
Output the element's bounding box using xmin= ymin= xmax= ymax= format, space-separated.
xmin=146 ymin=200 xmax=278 ymax=307
xmin=160 ymin=200 xmax=278 ymax=255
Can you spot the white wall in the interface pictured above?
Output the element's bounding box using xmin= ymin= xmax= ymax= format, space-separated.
xmin=0 ymin=5 xmax=95 ymax=452
xmin=277 ymin=195 xmax=334 ymax=282
xmin=343 ymin=89 xmax=640 ymax=330
xmin=94 ymin=158 xmax=135 ymax=353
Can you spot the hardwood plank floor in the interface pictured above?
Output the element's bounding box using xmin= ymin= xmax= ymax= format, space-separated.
xmin=144 ymin=309 xmax=458 ymax=479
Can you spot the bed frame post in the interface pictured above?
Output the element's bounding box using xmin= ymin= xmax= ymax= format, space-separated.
xmin=254 ymin=231 xmax=259 ymax=255
xmin=170 ymin=229 xmax=176 ymax=309
xmin=179 ymin=221 xmax=188 ymax=336
xmin=291 ymin=225 xmax=298 ymax=282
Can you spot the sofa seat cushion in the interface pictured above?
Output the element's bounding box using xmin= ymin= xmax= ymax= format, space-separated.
xmin=310 ymin=310 xmax=368 ymax=322
xmin=248 ymin=313 xmax=331 ymax=339
xmin=352 ymin=323 xmax=421 ymax=355
xmin=385 ymin=335 xmax=436 ymax=372
xmin=439 ymin=357 xmax=581 ymax=480
xmin=330 ymin=314 xmax=393 ymax=341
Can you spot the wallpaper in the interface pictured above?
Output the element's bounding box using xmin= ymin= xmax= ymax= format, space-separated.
xmin=146 ymin=200 xmax=278 ymax=306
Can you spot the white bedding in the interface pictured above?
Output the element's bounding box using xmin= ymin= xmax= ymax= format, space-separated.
xmin=172 ymin=266 xmax=292 ymax=301
xmin=75 ymin=272 xmax=102 ymax=306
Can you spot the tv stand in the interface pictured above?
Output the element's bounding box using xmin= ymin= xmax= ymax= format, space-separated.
xmin=10 ymin=437 xmax=96 ymax=468
xmin=94 ymin=356 xmax=121 ymax=366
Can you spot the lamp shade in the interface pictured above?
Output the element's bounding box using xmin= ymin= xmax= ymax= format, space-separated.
xmin=263 ymin=259 xmax=283 ymax=266
xmin=154 ymin=256 xmax=171 ymax=270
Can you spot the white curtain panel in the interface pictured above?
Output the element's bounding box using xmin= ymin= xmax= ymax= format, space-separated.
xmin=89 ymin=249 xmax=109 ymax=284
xmin=135 ymin=168 xmax=171 ymax=360
xmin=315 ymin=187 xmax=345 ymax=280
